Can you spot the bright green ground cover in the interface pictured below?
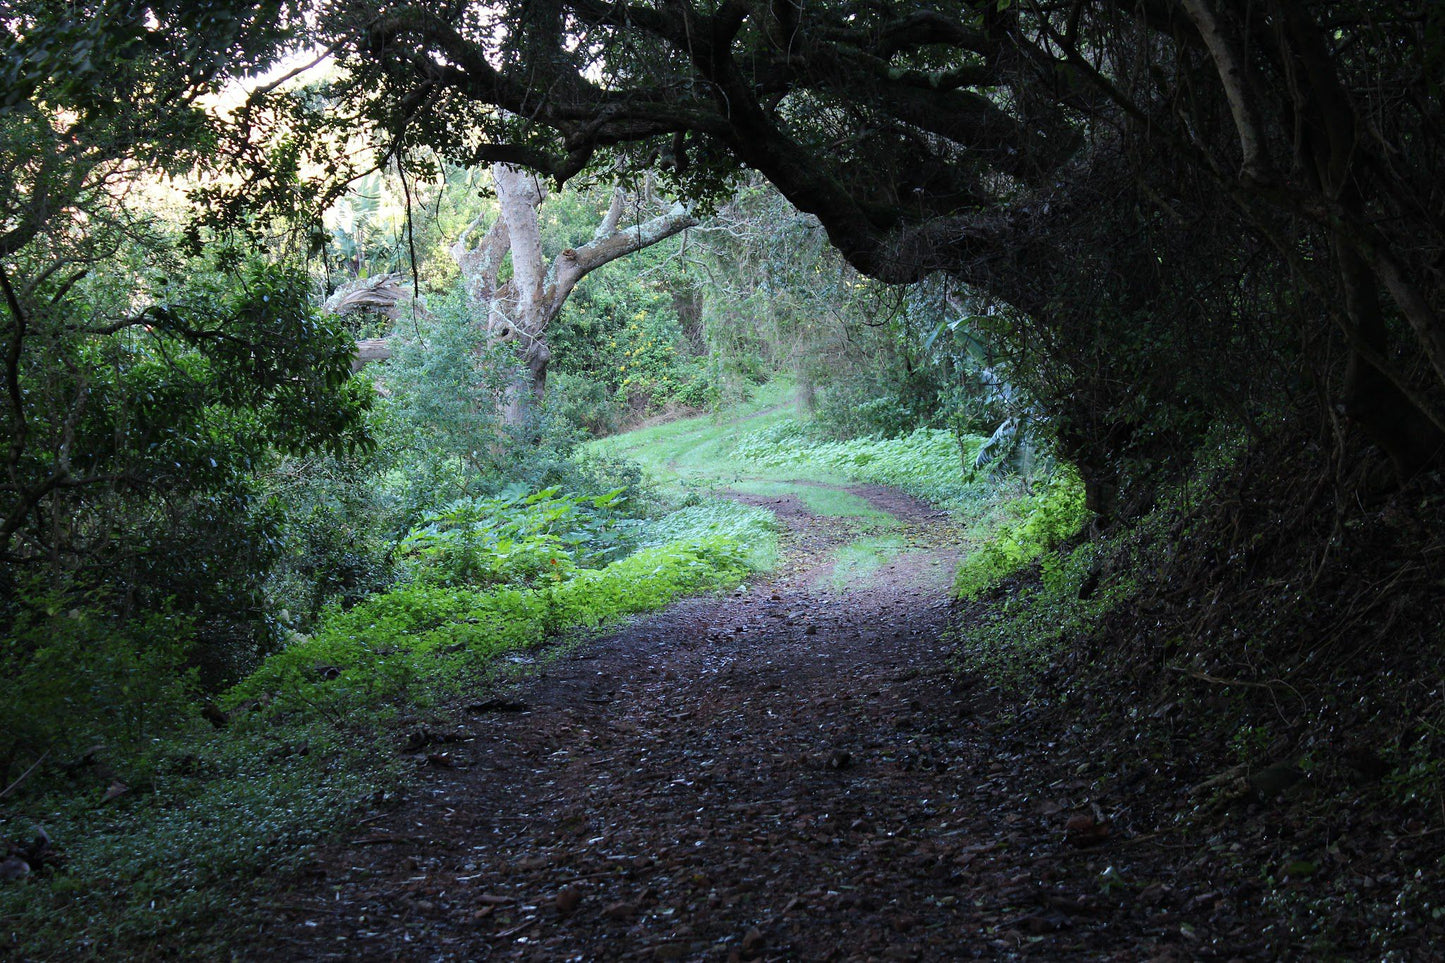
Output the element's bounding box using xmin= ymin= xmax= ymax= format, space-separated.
xmin=589 ymin=380 xmax=800 ymax=487
xmin=589 ymin=379 xmax=985 ymax=509
xmin=0 ymin=490 xmax=775 ymax=960
xmin=951 ymin=468 xmax=1088 ymax=600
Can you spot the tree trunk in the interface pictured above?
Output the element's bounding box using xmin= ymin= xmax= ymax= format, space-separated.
xmin=453 ymin=164 xmax=697 ymax=426
xmin=326 ymin=170 xmax=697 ymax=425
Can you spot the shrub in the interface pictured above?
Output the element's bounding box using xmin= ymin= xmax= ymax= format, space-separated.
xmin=224 ymin=536 xmax=751 ymax=716
xmin=953 ymin=468 xmax=1090 ymax=600
xmin=0 ymin=597 xmax=198 ymax=782
xmin=547 ymin=370 xmax=626 ymax=437
xmin=398 ymin=486 xmax=642 ymax=588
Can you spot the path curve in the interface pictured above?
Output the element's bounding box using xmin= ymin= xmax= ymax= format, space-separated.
xmin=242 ymin=486 xmax=1262 ymax=961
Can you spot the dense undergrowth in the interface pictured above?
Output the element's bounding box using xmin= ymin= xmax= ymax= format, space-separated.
xmin=0 ymin=485 xmax=775 ymax=960
xmin=944 ymin=421 xmax=1445 ymax=958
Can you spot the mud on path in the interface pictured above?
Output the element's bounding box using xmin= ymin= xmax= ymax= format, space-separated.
xmin=243 ymin=484 xmax=1262 ymax=961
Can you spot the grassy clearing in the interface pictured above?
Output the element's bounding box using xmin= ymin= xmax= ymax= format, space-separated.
xmin=730 ymin=422 xmax=982 ymax=507
xmin=588 ymin=379 xmax=986 ymax=511
xmin=589 ymin=380 xmax=801 ymax=488
xmin=590 ymin=379 xmax=1070 ymax=600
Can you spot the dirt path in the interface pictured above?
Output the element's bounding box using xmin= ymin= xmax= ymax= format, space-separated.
xmin=242 ymin=486 xmax=1264 ymax=961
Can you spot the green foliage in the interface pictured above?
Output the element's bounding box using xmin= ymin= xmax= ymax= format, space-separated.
xmin=261 ymin=454 xmax=401 ymax=628
xmin=732 ymin=420 xmax=984 ymax=506
xmin=949 ymin=529 xmax=1120 ymax=692
xmin=226 ymin=535 xmax=751 ymax=716
xmin=612 ymin=310 xmax=690 ymax=406
xmin=552 ymin=257 xmax=716 ymax=422
xmin=368 ymin=288 xmax=519 ymax=514
xmin=0 ymin=250 xmax=373 ymax=770
xmin=0 ymin=720 xmax=391 ymax=960
xmin=0 ymin=601 xmax=198 ymax=774
xmin=640 ymin=498 xmax=779 ymax=571
xmin=1 ymin=469 xmax=764 ymax=959
xmin=547 ymin=370 xmax=626 ymax=437
xmin=807 ymin=282 xmax=974 ymax=442
xmin=398 ymin=486 xmax=640 ymax=588
xmin=953 ymin=470 xmax=1090 ymax=601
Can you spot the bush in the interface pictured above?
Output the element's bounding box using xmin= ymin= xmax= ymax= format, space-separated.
xmin=225 ymin=535 xmax=752 ymax=716
xmin=668 ymin=357 xmax=722 ymax=410
xmin=262 ymin=456 xmax=401 ymax=629
xmin=547 ymin=370 xmax=626 ymax=437
xmin=398 ymin=487 xmax=642 ymax=589
xmin=953 ymin=468 xmax=1090 ymax=600
xmin=812 ymin=370 xmax=944 ymax=439
xmin=0 ymin=598 xmax=198 ymax=781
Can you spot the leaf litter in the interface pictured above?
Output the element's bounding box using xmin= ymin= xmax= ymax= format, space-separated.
xmin=236 ymin=482 xmax=1432 ymax=961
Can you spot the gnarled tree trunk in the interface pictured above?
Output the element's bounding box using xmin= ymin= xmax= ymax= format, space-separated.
xmin=330 ymin=167 xmax=696 ymax=428
xmin=453 ymin=163 xmax=697 ymax=425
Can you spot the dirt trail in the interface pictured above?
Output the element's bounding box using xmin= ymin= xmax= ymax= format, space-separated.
xmin=244 ymin=485 xmax=1260 ymax=961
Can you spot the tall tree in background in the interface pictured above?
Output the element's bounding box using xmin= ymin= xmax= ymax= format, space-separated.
xmin=331 ymin=163 xmax=695 ymax=423
xmin=458 ymin=164 xmax=695 ymax=423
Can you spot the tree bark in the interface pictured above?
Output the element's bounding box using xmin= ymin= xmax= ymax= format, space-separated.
xmin=455 ymin=164 xmax=697 ymax=425
xmin=322 ymin=274 xmax=414 ymax=371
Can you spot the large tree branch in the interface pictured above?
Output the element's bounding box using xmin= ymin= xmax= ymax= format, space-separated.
xmin=352 ymin=338 xmax=393 ymax=372
xmin=1179 ymin=0 xmax=1272 ymax=180
xmin=548 ymin=200 xmax=697 ymax=312
xmin=322 ymin=274 xmax=416 ymax=371
xmin=492 ymin=163 xmax=549 ymax=321
xmin=449 ymin=212 xmax=510 ymax=305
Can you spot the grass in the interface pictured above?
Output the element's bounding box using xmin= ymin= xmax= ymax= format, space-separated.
xmin=827 ymin=534 xmax=909 ymax=590
xmin=640 ymin=498 xmax=780 ymax=571
xmin=589 ymin=379 xmax=801 ymax=488
xmin=588 ymin=377 xmax=988 ymax=511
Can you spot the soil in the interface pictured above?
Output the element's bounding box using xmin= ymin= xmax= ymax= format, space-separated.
xmin=238 ymin=484 xmax=1374 ymax=961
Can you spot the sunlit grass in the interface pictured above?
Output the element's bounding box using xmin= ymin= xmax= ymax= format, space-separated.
xmin=827 ymin=534 xmax=908 ymax=590
xmin=726 ymin=479 xmax=894 ymax=519
xmin=588 ymin=379 xmax=801 ymax=487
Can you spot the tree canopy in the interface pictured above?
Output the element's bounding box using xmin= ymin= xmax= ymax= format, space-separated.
xmin=322 ymin=0 xmax=1445 ymax=514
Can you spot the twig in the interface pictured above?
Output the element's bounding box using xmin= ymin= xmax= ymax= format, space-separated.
xmin=0 ymin=750 xmax=51 ymax=800
xmin=493 ymin=917 xmax=539 ymax=939
xmin=348 ymin=833 xmax=427 ymax=846
xmin=1166 ymin=665 xmax=1303 ymax=703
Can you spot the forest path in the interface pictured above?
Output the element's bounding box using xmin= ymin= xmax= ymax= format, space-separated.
xmin=243 ymin=484 xmax=1251 ymax=961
